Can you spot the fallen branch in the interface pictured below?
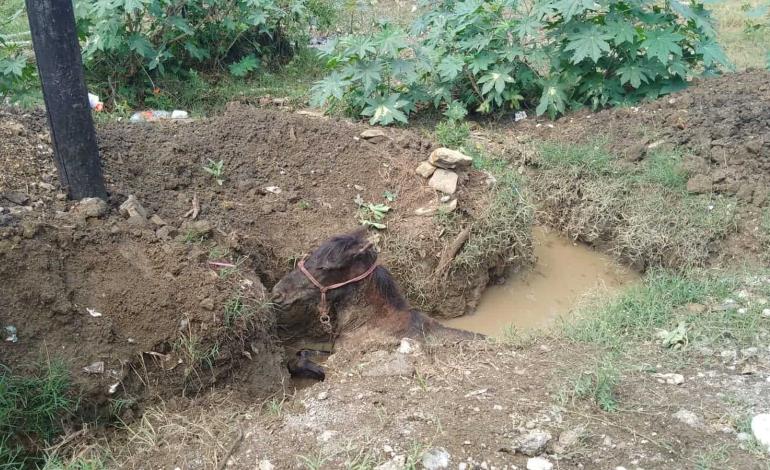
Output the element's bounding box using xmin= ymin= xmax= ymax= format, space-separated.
xmin=434 ymin=227 xmax=471 ymax=278
xmin=183 ymin=193 xmax=200 ymax=219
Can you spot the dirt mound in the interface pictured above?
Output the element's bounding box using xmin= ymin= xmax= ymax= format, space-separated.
xmin=97 ymin=103 xmax=532 ymax=317
xmin=1 ymin=104 xmax=531 ymax=426
xmin=526 ymin=70 xmax=770 ymax=204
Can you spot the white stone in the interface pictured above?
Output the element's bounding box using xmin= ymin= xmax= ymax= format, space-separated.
xmin=258 ymin=460 xmax=274 ymax=470
xmin=514 ymin=430 xmax=552 ymax=456
xmin=421 ymin=448 xmax=450 ymax=470
xmin=751 ymin=414 xmax=770 ymax=452
xmin=415 ymin=161 xmax=437 ymax=178
xmin=171 ymin=110 xmax=189 ymax=119
xmin=398 ymin=338 xmax=419 ymax=354
xmin=316 ymin=391 xmax=329 ymax=400
xmin=526 ymin=457 xmax=553 ymax=470
xmin=673 ymin=409 xmax=701 ymax=427
xmin=652 ymin=373 xmax=684 ymax=385
xmin=428 ymin=169 xmax=458 ymax=194
xmin=360 ymin=129 xmax=387 ymax=140
xmin=762 ymin=308 xmax=770 ymax=318
xmin=119 ymin=195 xmax=147 ymax=219
xmin=429 ymin=148 xmax=473 ymax=169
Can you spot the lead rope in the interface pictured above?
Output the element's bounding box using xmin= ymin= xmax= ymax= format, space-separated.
xmin=298 ymin=256 xmax=378 ymax=334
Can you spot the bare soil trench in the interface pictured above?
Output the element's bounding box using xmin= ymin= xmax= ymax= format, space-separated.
xmin=443 ymin=227 xmax=639 ymax=336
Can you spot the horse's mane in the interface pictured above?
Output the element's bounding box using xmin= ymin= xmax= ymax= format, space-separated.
xmin=370 ymin=265 xmax=409 ymax=311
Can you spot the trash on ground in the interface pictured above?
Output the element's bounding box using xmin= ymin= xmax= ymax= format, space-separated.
xmin=86 ymin=307 xmax=103 ymax=317
xmin=4 ymin=325 xmax=18 ymax=343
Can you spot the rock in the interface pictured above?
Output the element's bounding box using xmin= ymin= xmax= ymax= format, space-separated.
xmin=686 ymin=174 xmax=712 ymax=194
xmin=736 ymin=184 xmax=754 ymax=202
xmin=652 ymin=373 xmax=685 ymax=385
xmin=752 ymin=414 xmax=770 ymax=452
xmin=3 ymin=121 xmax=25 ymax=135
xmin=1 ymin=191 xmax=30 ymax=205
xmin=361 ymin=352 xmax=414 ymax=377
xmin=421 ymin=448 xmax=450 ymax=470
xmin=360 ymin=129 xmax=388 ymax=141
xmin=737 ymin=432 xmax=752 ymax=442
xmin=429 ymin=148 xmax=473 ymax=169
xmin=414 ymin=199 xmax=457 ymax=217
xmin=745 ymin=139 xmax=764 ymax=155
xmin=375 ymin=455 xmax=406 ymax=470
xmin=553 ymin=427 xmax=583 ymax=454
xmin=428 ymin=169 xmax=459 ymax=194
xmin=762 ymin=308 xmax=770 ymax=318
xmin=38 ymin=182 xmax=55 ymax=191
xmin=398 ymin=338 xmax=419 ymax=355
xmin=171 ymin=110 xmax=189 ymax=119
xmin=126 ymin=214 xmax=148 ymax=227
xmin=156 ymin=225 xmax=177 ymax=240
xmin=119 ymin=195 xmax=148 ymax=219
xmin=526 ymin=457 xmax=553 ymax=470
xmin=200 ymin=298 xmax=215 ymax=310
xmin=514 ymin=430 xmax=552 ymax=456
xmin=316 ymin=391 xmax=329 ymax=400
xmin=150 ymin=214 xmax=167 ymax=226
xmin=21 ymin=220 xmax=39 ymax=239
xmin=416 ymin=161 xmax=437 ymax=178
xmin=190 ymin=220 xmax=213 ymax=235
xmin=73 ymin=197 xmax=108 ymax=218
xmin=673 ymin=409 xmax=701 ymax=427
xmin=82 ymin=361 xmax=105 ymax=374
xmin=258 ymin=460 xmax=275 ymax=470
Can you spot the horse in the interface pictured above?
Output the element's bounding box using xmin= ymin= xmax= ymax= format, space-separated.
xmin=271 ymin=229 xmax=481 ymax=380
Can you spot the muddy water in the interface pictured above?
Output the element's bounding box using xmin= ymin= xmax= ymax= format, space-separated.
xmin=444 ymin=227 xmax=639 ymax=336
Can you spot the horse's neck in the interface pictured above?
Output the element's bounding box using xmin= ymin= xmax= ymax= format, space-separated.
xmin=335 ymin=281 xmax=408 ymax=337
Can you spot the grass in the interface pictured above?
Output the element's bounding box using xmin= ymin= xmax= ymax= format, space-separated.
xmin=173 ymin=331 xmax=220 ymax=379
xmin=223 ymin=294 xmax=256 ymax=327
xmin=0 ymin=361 xmax=77 ymax=468
xmin=561 ymin=355 xmax=621 ymax=412
xmin=435 ymin=120 xmax=471 ymax=149
xmin=0 ymin=0 xmax=28 ymax=37
xmin=532 ymin=141 xmax=737 ymax=268
xmin=562 ymin=269 xmax=770 ymax=354
xmin=711 ymin=0 xmax=770 ymax=70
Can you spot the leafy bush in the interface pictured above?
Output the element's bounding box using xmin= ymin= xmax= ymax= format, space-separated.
xmin=0 ymin=6 xmax=35 ymax=94
xmin=312 ymin=0 xmax=729 ymax=123
xmin=75 ymin=0 xmax=332 ymax=103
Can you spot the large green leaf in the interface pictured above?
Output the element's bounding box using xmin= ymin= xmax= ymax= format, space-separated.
xmin=310 ymin=71 xmax=351 ymax=107
xmin=361 ymin=93 xmax=409 ymax=125
xmin=552 ymin=0 xmax=597 ymax=21
xmin=641 ymin=29 xmax=684 ymax=64
xmin=376 ymin=28 xmax=408 ymax=57
xmin=228 ymin=54 xmax=259 ymax=77
xmin=696 ymin=40 xmax=730 ymax=68
xmin=0 ymin=55 xmax=27 ymax=77
xmin=565 ymin=26 xmax=613 ymax=63
xmin=437 ymin=55 xmax=465 ymax=81
xmin=478 ymin=67 xmax=513 ymax=96
xmin=616 ymin=64 xmax=650 ymax=88
xmin=604 ymin=19 xmax=636 ymax=45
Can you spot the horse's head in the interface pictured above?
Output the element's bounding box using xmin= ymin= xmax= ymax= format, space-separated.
xmin=271 ymin=229 xmax=377 ymax=309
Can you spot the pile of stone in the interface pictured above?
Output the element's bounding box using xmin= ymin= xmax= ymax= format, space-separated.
xmin=413 ymin=148 xmax=473 ymax=216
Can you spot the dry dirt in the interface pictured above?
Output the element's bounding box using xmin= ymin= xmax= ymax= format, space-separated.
xmin=0 ymin=104 xmax=529 ymax=425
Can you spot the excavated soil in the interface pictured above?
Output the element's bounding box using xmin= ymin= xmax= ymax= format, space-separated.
xmin=0 ymin=104 xmax=530 ymax=421
xmin=489 ymin=70 xmax=770 ymax=264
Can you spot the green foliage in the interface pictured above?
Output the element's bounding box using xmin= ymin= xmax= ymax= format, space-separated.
xmin=742 ymin=1 xmax=770 ymax=68
xmin=0 ymin=6 xmax=35 ymax=94
xmin=567 ymin=356 xmax=620 ymax=411
xmin=75 ymin=0 xmax=332 ymax=104
xmin=312 ymin=0 xmax=729 ymax=123
xmin=203 ymin=159 xmax=225 ymax=185
xmin=435 ymin=120 xmax=471 ymax=149
xmin=1 ymin=362 xmax=76 ymax=468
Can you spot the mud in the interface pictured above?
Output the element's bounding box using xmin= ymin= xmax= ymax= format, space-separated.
xmin=0 ymin=104 xmax=530 ymax=422
xmin=443 ymin=227 xmax=639 ymax=335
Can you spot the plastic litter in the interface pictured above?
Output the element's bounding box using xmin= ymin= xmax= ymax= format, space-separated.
xmin=83 ymin=361 xmax=105 ymax=374
xmin=86 ymin=307 xmax=103 ymax=317
xmin=88 ymin=93 xmax=103 ymax=112
xmin=4 ymin=325 xmax=18 ymax=343
xmin=130 ymin=109 xmax=190 ymax=122
xmin=514 ymin=110 xmax=527 ymax=122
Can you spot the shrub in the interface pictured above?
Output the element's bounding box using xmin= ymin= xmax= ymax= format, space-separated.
xmin=311 ymin=0 xmax=729 ymax=123
xmin=75 ymin=0 xmax=332 ymax=104
xmin=0 ymin=6 xmax=35 ymax=94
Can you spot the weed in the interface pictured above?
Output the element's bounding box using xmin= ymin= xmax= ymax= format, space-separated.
xmin=264 ymin=397 xmax=285 ymax=417
xmin=497 ymin=324 xmax=538 ymax=349
xmin=298 ymin=199 xmax=311 ymax=210
xmin=404 ymin=441 xmax=428 ymax=470
xmin=0 ymin=361 xmax=76 ymax=467
xmin=297 ymin=452 xmax=329 ymax=470
xmin=639 ymin=151 xmax=688 ymax=190
xmin=566 ymin=270 xmax=737 ymax=349
xmin=564 ymin=356 xmax=620 ymax=412
xmin=217 ymin=256 xmax=247 ymax=279
xmin=224 ymin=294 xmax=256 ymax=327
xmin=174 ymin=332 xmax=219 ymax=378
xmin=355 ymin=195 xmax=391 ymax=230
xmin=108 ymin=397 xmax=136 ymax=418
xmin=383 ymin=190 xmax=398 ymax=202
xmin=41 ymin=455 xmax=108 ymax=470
xmin=203 ymin=159 xmax=225 ymax=186
xmin=208 ymin=245 xmax=230 ymax=260
xmin=537 ymin=141 xmax=614 ymax=175
xmin=694 ymin=444 xmax=730 ymax=470
xmin=435 ymin=120 xmax=471 ymax=149
xmin=414 ymin=369 xmax=428 ymax=392
xmin=182 ymin=229 xmax=208 ymax=244
xmin=344 ymin=448 xmax=376 ymax=470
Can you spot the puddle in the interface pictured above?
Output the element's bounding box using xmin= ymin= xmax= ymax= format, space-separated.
xmin=443 ymin=227 xmax=640 ymax=336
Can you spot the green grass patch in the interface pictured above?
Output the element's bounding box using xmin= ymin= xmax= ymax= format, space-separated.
xmin=565 ymin=270 xmax=743 ymax=349
xmin=537 ymin=141 xmax=615 ymax=175
xmin=638 ymin=151 xmax=688 ymax=190
xmin=1 ymin=362 xmax=77 ymax=468
xmin=435 ymin=120 xmax=471 ymax=149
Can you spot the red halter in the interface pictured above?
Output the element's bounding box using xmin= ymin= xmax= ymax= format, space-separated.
xmin=298 ymin=256 xmax=378 ymax=332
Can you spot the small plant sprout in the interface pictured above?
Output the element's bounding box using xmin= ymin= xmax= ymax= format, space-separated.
xmin=203 ymin=159 xmax=225 ymax=185
xmin=354 ymin=194 xmax=391 ymax=229
xmin=383 ymin=190 xmax=397 ymax=202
